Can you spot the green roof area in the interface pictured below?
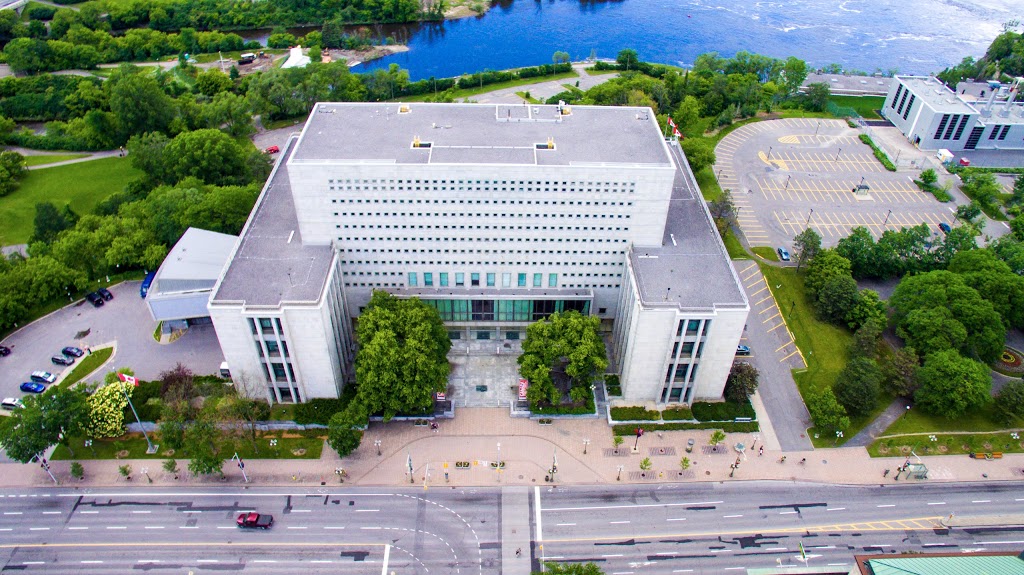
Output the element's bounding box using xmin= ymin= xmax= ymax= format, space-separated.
xmin=868 ymin=556 xmax=1024 ymax=575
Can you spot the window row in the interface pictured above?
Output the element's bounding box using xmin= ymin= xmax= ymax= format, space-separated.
xmin=329 ymin=178 xmax=635 ymax=188
xmin=675 ymin=319 xmax=712 ymax=337
xmin=424 ymin=299 xmax=589 ymax=322
xmin=334 ymin=199 xmax=634 ymax=207
xmin=411 ymin=272 xmax=568 ymax=288
xmin=344 ymin=282 xmax=620 ymax=289
xmin=339 ymin=236 xmax=629 ymax=244
xmin=344 ymin=259 xmax=623 ymax=266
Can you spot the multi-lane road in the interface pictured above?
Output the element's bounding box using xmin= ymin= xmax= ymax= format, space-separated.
xmin=0 ymin=482 xmax=1022 ymax=574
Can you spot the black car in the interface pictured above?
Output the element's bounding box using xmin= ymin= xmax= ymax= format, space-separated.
xmin=85 ymin=292 xmax=104 ymax=307
xmin=0 ymin=345 xmax=9 ymax=357
xmin=52 ymin=355 xmax=75 ymax=366
xmin=62 ymin=346 xmax=84 ymax=358
xmin=97 ymin=287 xmax=113 ymax=301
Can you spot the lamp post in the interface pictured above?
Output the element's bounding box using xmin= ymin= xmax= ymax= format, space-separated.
xmin=550 ymin=449 xmax=558 ymax=481
xmin=496 ymin=442 xmax=502 ymax=483
xmin=583 ymin=438 xmax=590 ymax=455
xmin=805 ymin=208 xmax=814 ymax=228
xmin=375 ymin=439 xmax=382 ymax=456
xmin=815 ymin=121 xmax=820 ymax=136
xmin=117 ymin=373 xmax=157 ymax=454
xmin=38 ymin=456 xmax=57 ymax=485
xmin=883 ymin=209 xmax=892 ymax=228
xmin=616 ymin=465 xmax=623 ymax=481
xmin=835 ymin=148 xmax=842 ymax=162
xmin=834 ymin=430 xmax=844 ymax=446
xmin=767 ymin=146 xmax=773 ymax=161
xmin=784 ymin=175 xmax=792 ymax=192
xmin=904 ymin=405 xmax=911 ymax=418
xmin=231 ymin=453 xmax=248 ymax=483
xmin=141 ymin=466 xmax=152 ymax=484
xmin=729 ymin=463 xmax=736 ymax=478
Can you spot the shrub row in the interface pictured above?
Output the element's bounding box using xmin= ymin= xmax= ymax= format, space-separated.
xmin=858 ymin=134 xmax=897 ymax=171
xmin=950 ymin=166 xmax=1024 ymax=176
xmin=610 ymin=406 xmax=660 ymax=420
xmin=612 ymin=421 xmax=759 ymax=435
xmin=294 ymin=398 xmax=349 ymax=425
xmin=691 ymin=400 xmax=755 ymax=422
xmin=661 ymin=406 xmax=694 ymax=421
xmin=533 ymin=398 xmax=595 ymax=415
xmin=913 ymin=179 xmax=953 ymax=202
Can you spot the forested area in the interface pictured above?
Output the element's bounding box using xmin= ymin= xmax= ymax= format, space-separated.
xmin=938 ymin=26 xmax=1024 ymax=86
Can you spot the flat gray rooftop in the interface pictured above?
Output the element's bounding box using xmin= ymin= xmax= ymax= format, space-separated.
xmin=805 ymin=73 xmax=891 ymax=96
xmin=290 ymin=103 xmax=672 ymax=167
xmin=631 ymin=143 xmax=747 ymax=311
xmin=153 ymin=227 xmax=237 ymax=295
xmin=897 ymin=76 xmax=976 ymax=115
xmin=211 ymin=138 xmax=333 ymax=307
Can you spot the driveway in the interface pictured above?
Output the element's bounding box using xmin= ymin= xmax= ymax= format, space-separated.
xmin=0 ymin=281 xmax=223 ymax=400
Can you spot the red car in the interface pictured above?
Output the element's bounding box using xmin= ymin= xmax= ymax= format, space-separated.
xmin=236 ymin=512 xmax=274 ymax=529
xmin=265 ymin=145 xmax=280 ymax=154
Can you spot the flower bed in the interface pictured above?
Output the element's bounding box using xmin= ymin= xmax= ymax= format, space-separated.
xmin=610 ymin=406 xmax=661 ymax=421
xmin=995 ymin=347 xmax=1024 ymax=376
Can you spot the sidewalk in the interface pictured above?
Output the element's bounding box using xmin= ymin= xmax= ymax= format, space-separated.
xmin=4 ymin=408 xmax=1023 ymax=489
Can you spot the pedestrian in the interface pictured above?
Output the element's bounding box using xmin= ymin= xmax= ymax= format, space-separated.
xmin=758 ymin=446 xmax=763 ymax=456
xmin=883 ymin=468 xmax=889 ymax=477
xmin=516 ymin=548 xmax=521 ymax=558
xmin=86 ymin=346 xmax=91 ymax=355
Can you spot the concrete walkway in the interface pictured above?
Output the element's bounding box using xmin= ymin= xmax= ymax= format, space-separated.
xmin=845 ymin=397 xmax=911 ymax=447
xmin=6 ymin=407 xmax=1023 ymax=489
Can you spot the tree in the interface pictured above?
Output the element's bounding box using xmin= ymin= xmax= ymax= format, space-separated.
xmin=1011 ymin=174 xmax=1024 ymax=207
xmin=959 ymin=172 xmax=1001 ymax=209
xmin=804 ymin=249 xmax=852 ymax=298
xmin=709 ymin=430 xmax=726 ymax=446
xmin=162 ymin=458 xmax=179 ymax=477
xmin=162 ymin=129 xmax=266 ymax=186
xmin=37 ymin=384 xmax=90 ymax=457
xmin=949 ymin=248 xmax=1024 ymax=330
xmin=119 ymin=464 xmax=132 ymax=480
xmin=680 ymin=138 xmax=716 ymax=174
xmin=183 ymin=415 xmax=225 ymax=477
xmin=724 ymin=362 xmax=759 ymax=403
xmin=708 ymin=189 xmax=736 ymax=238
xmin=803 ymin=82 xmax=831 ymax=111
xmin=70 ymin=461 xmax=84 ymax=480
xmin=955 ymin=201 xmax=983 ymax=227
xmin=612 ymin=435 xmax=624 ymax=451
xmin=833 ymin=357 xmax=882 ymax=415
xmin=616 ymin=49 xmax=639 ymax=71
xmin=126 ymin=131 xmax=171 ymax=183
xmin=552 ymin=50 xmax=570 ymax=68
xmin=519 ymin=310 xmax=608 ymax=408
xmin=355 ymin=291 xmax=451 ymax=421
xmin=890 ymin=270 xmax=1005 ymax=364
xmin=87 ymin=373 xmax=133 ymax=438
xmin=807 ymin=388 xmax=849 ymax=435
xmin=540 ymin=563 xmax=605 ymax=575
xmin=0 ymin=151 xmax=26 ymax=198
xmin=781 ymin=56 xmax=808 ymax=96
xmin=106 ymin=64 xmax=175 ymax=141
xmin=835 ymin=227 xmax=878 ymax=279
xmin=815 ymin=274 xmax=859 ymax=324
xmin=919 ymin=168 xmax=938 ymax=186
xmin=792 ymin=227 xmax=821 ymax=271
xmin=883 ymin=347 xmax=920 ymax=398
xmin=639 ymin=457 xmax=652 ymax=471
xmin=327 ymin=402 xmax=368 ymax=457
xmin=0 ymin=396 xmax=58 ymax=463
xmin=674 ymin=96 xmax=702 ymax=135
xmin=995 ymin=379 xmax=1024 ymax=424
xmin=849 ymin=317 xmax=884 ymax=359
xmin=914 ymin=349 xmax=991 ymax=419
xmin=31 ymin=202 xmax=78 ymax=245
xmin=195 ymin=69 xmax=233 ymax=98
xmin=845 ymin=289 xmax=887 ymax=331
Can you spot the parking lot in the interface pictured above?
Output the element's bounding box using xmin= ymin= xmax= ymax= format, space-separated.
xmin=715 ymin=118 xmax=956 ymax=249
xmin=0 ymin=281 xmax=223 ymax=404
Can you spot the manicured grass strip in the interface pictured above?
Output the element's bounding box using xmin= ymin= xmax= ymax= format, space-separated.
xmin=0 ymin=157 xmax=143 ymax=245
xmin=751 ymin=247 xmax=778 ymax=261
xmin=584 ymin=67 xmax=619 ymax=76
xmin=880 ymin=402 xmax=1017 ymax=436
xmin=58 ymin=347 xmax=113 ymax=389
xmin=869 ymin=428 xmax=1024 ymax=458
xmin=23 ymin=154 xmax=90 ymax=167
xmin=395 ymin=70 xmax=579 ymax=102
xmin=828 ymin=95 xmax=885 ymax=120
xmin=51 ymin=433 xmax=324 ymax=461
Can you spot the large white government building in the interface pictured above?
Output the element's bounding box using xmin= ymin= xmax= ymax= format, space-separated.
xmin=208 ymin=103 xmax=748 ymax=405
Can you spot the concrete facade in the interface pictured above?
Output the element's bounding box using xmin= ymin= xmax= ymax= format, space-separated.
xmin=210 ymin=103 xmax=748 ymax=405
xmin=882 ymin=75 xmax=1024 ymax=152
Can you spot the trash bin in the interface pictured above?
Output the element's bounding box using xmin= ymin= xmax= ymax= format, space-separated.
xmin=686 ymin=439 xmax=694 ymax=453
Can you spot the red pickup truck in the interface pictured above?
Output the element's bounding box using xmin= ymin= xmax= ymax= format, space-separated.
xmin=236 ymin=512 xmax=274 ymax=529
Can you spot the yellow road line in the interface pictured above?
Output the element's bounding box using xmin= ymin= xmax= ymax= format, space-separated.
xmin=780 ymin=349 xmax=801 ymax=362
xmin=762 ymin=311 xmax=781 ymax=323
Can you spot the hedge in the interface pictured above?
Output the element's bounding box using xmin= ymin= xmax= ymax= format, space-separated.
xmin=610 ymin=406 xmax=660 ymax=421
xmin=691 ymin=400 xmax=755 ymax=422
xmin=533 ymin=396 xmax=595 ymax=415
xmin=858 ymin=134 xmax=897 ymax=171
xmin=913 ymin=179 xmax=952 ymax=202
xmin=662 ymin=406 xmax=694 ymax=421
xmin=612 ymin=421 xmax=759 ymax=435
xmin=294 ymin=389 xmax=355 ymax=425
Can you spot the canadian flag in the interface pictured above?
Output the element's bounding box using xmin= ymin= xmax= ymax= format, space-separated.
xmin=117 ymin=372 xmax=139 ymax=387
xmin=673 ymin=127 xmax=683 ymax=138
xmin=667 ymin=116 xmax=677 ymax=129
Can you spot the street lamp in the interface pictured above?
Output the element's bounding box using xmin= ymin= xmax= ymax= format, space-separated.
xmin=583 ymin=438 xmax=590 ymax=455
xmin=784 ymin=175 xmax=792 ymax=192
xmin=117 ymin=373 xmax=157 ymax=454
xmin=883 ymin=209 xmax=892 ymax=228
xmin=375 ymin=439 xmax=382 ymax=456
xmin=815 ymin=121 xmax=820 ymax=136
xmin=834 ymin=430 xmax=844 ymax=446
xmin=835 ymin=148 xmax=842 ymax=162
xmin=805 ymin=208 xmax=814 ymax=228
xmin=729 ymin=463 xmax=736 ymax=478
xmin=767 ymin=146 xmax=773 ymax=161
xmin=904 ymin=405 xmax=911 ymax=418
xmin=496 ymin=442 xmax=502 ymax=483
xmin=141 ymin=466 xmax=152 ymax=484
xmin=616 ymin=465 xmax=624 ymax=481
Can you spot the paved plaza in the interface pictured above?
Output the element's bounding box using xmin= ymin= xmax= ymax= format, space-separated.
xmin=715 ymin=118 xmax=956 ymax=249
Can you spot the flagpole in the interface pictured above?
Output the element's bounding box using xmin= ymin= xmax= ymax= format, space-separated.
xmin=118 ymin=373 xmax=158 ymax=454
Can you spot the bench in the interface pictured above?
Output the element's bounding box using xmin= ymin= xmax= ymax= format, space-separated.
xmin=970 ymin=452 xmax=1003 ymax=460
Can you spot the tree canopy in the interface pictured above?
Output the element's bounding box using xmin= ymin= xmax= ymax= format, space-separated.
xmin=915 ymin=349 xmax=991 ymax=419
xmin=519 ymin=310 xmax=608 ymax=407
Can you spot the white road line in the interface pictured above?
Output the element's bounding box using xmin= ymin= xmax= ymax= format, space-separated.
xmin=21 ymin=562 xmax=45 ymax=565
xmin=3 ymin=512 xmax=22 ymax=515
xmin=710 ymin=549 xmax=732 ymax=554
xmin=972 ymin=500 xmax=991 ymax=503
xmin=877 ymin=505 xmax=895 ymax=508
xmin=765 ymin=547 xmax=787 ymax=551
xmin=197 ymin=559 xmax=219 ymax=563
xmin=355 ymin=509 xmax=379 ymax=513
xmin=601 ymin=554 xmax=623 ymax=558
xmin=927 ymin=502 xmax=946 ymax=506
xmin=361 ymin=526 xmax=382 ymax=530
xmin=0 ymin=528 xmax=10 ymax=532
xmin=542 ymin=501 xmax=722 ymax=512
xmin=68 ymin=527 xmax=88 ymax=530
xmin=924 ymin=543 xmax=950 ymax=547
xmin=556 ymin=523 xmax=576 ymax=526
xmin=137 ymin=560 xmax=160 ymax=563
xmin=291 ymin=509 xmax=311 ymax=513
xmin=809 ymin=545 xmax=835 ymax=550
xmin=323 ymin=526 xmax=345 ymax=530
xmin=723 ymin=515 xmax=743 ymax=518
xmin=826 ymin=508 xmax=846 ymax=511
xmin=179 ymin=526 xmax=199 ymax=529
xmin=144 ymin=526 xmax=164 ymax=529
xmin=217 ymin=526 xmax=235 ymax=529
xmin=310 ymin=560 xmax=334 ymax=564
xmin=80 ymin=561 xmax=103 ymax=564
xmin=29 ymin=527 xmax=49 ymax=531
xmin=828 ymin=563 xmax=849 ymax=567
xmin=106 ymin=526 xmax=127 ymax=530
xmin=381 ymin=543 xmax=390 ymax=575
xmin=656 ymin=552 xmax=677 ymax=556
xmin=779 ymin=511 xmax=798 ymax=515
xmin=667 ymin=518 xmax=686 ymax=522
xmin=610 ymin=521 xmax=630 ymax=524
xmin=535 ymin=486 xmax=544 ymax=543
xmin=287 ymin=526 xmax=308 ymax=530
xmin=132 ymin=511 xmax=151 ymax=514
xmin=724 ymin=568 xmax=745 ymax=571
xmin=253 ymin=560 xmax=277 ymax=564
xmin=181 ymin=510 xmax=202 ymax=513
xmin=42 ymin=511 xmax=61 ymax=515
xmin=976 ymin=540 xmax=1024 ymax=545
xmin=80 ymin=511 xmax=98 ymax=514
xmin=672 ymin=570 xmax=694 ymax=573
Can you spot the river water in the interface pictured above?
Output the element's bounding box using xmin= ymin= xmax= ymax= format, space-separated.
xmin=339 ymin=0 xmax=1018 ymax=81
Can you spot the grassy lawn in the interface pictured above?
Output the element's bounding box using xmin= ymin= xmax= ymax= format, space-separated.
xmin=58 ymin=347 xmax=113 ymax=389
xmin=269 ymin=404 xmax=296 ymax=421
xmin=584 ymin=67 xmax=619 ymax=76
xmin=869 ymin=428 xmax=1024 ymax=458
xmin=394 ymin=70 xmax=579 ymax=103
xmin=51 ymin=432 xmax=324 ymax=461
xmin=0 ymin=157 xmax=142 ymax=245
xmin=879 ymin=402 xmax=1016 ymax=436
xmin=24 ymin=154 xmax=90 ymax=167
xmin=263 ymin=115 xmax=306 ymax=130
xmin=752 ymin=247 xmax=778 ymax=261
xmin=829 ymin=95 xmax=885 ymax=120
xmin=515 ymin=91 xmax=541 ymax=104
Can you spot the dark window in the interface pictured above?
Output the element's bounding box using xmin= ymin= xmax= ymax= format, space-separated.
xmin=259 ymin=318 xmax=273 ymax=334
xmin=702 ymin=320 xmax=711 ymax=336
xmin=266 ymin=341 xmax=280 ymax=356
xmin=247 ymin=318 xmax=257 ymax=335
xmin=533 ymin=300 xmax=557 ymax=320
xmin=934 ymin=114 xmax=951 ymax=139
xmin=681 ymin=342 xmax=695 ymax=355
xmin=902 ymin=95 xmax=915 ymax=120
xmin=943 ymin=114 xmax=960 ymax=139
xmin=891 ymin=85 xmax=903 ymax=109
xmin=448 ymin=331 xmax=462 ymax=340
xmin=989 ymin=125 xmax=1001 ymax=140
xmin=999 ymin=125 xmax=1011 ymax=140
xmin=896 ymin=90 xmax=909 ymax=115
xmin=471 ymin=273 xmax=480 ymax=287
xmin=471 ymin=300 xmax=494 ymax=321
xmin=672 ymin=342 xmax=679 ymax=356
xmin=272 ymin=363 xmax=286 ymax=380
xmin=686 ymin=320 xmax=700 ymax=335
xmin=952 ymin=115 xmax=970 ymax=140
xmin=563 ymin=300 xmax=587 ymax=313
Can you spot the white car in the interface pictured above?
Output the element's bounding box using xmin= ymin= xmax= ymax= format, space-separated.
xmin=1 ymin=398 xmax=24 ymax=410
xmin=30 ymin=371 xmax=57 ymax=384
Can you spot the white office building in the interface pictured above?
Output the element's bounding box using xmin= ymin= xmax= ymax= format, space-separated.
xmin=882 ymin=75 xmax=1024 ymax=151
xmin=208 ymin=103 xmax=748 ymax=405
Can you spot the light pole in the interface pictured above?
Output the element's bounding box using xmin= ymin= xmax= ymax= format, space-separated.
xmin=551 ymin=449 xmax=558 ymax=481
xmin=815 ymin=121 xmax=820 ymax=136
xmin=784 ymin=175 xmax=792 ymax=192
xmin=141 ymin=466 xmax=152 ymax=484
xmin=117 ymin=373 xmax=157 ymax=454
xmin=231 ymin=452 xmax=248 ymax=483
xmin=496 ymin=442 xmax=502 ymax=483
xmin=805 ymin=208 xmax=814 ymax=228
xmin=375 ymin=439 xmax=382 ymax=456
xmin=767 ymin=146 xmax=773 ymax=161
xmin=616 ymin=465 xmax=623 ymax=481
xmin=38 ymin=456 xmax=57 ymax=484
xmin=729 ymin=463 xmax=736 ymax=478
xmin=407 ymin=452 xmax=414 ymax=484
xmin=904 ymin=405 xmax=911 ymax=418
xmin=835 ymin=147 xmax=842 ymax=162
xmin=834 ymin=430 xmax=844 ymax=446
xmin=883 ymin=209 xmax=892 ymax=228
xmin=583 ymin=438 xmax=590 ymax=455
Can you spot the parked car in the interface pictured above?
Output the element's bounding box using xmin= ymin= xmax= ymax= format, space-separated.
xmin=51 ymin=355 xmax=75 ymax=366
xmin=265 ymin=145 xmax=280 ymax=154
xmin=939 ymin=222 xmax=952 ymax=234
xmin=20 ymin=382 xmax=45 ymax=393
xmin=777 ymin=247 xmax=791 ymax=262
xmin=85 ymin=292 xmax=104 ymax=307
xmin=30 ymin=371 xmax=56 ymax=384
xmin=736 ymin=345 xmax=751 ymax=356
xmin=236 ymin=513 xmax=274 ymax=529
xmin=140 ymin=272 xmax=156 ymax=298
xmin=1 ymin=397 xmax=24 ymax=410
xmin=62 ymin=346 xmax=84 ymax=358
xmin=97 ymin=287 xmax=113 ymax=301
xmin=0 ymin=345 xmax=9 ymax=356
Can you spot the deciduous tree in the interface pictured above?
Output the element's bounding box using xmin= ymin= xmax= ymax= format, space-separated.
xmin=883 ymin=347 xmax=920 ymax=398
xmin=724 ymin=362 xmax=759 ymax=403
xmin=807 ymin=388 xmax=849 ymax=435
xmin=915 ymin=349 xmax=991 ymax=419
xmin=995 ymin=379 xmax=1024 ymax=424
xmin=833 ymin=357 xmax=882 ymax=416
xmin=793 ymin=227 xmax=821 ymax=271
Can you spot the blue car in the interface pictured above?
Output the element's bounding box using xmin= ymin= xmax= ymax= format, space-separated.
xmin=20 ymin=382 xmax=45 ymax=393
xmin=140 ymin=272 xmax=156 ymax=298
xmin=777 ymin=247 xmax=791 ymax=262
xmin=939 ymin=222 xmax=952 ymax=234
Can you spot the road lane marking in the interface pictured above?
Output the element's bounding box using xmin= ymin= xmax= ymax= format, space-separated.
xmin=42 ymin=511 xmax=61 ymax=515
xmin=80 ymin=561 xmax=103 ymax=564
xmin=361 ymin=526 xmax=382 ymax=530
xmin=29 ymin=527 xmax=49 ymax=531
xmin=766 ymin=547 xmax=787 ymax=551
xmin=780 ymin=511 xmax=798 ymax=515
xmin=976 ymin=540 xmax=1024 ymax=545
xmin=292 ymin=509 xmax=311 ymax=513
xmin=324 ymin=526 xmax=345 ymax=530
xmin=3 ymin=512 xmax=22 ymax=515
xmin=602 ymin=554 xmax=623 ymax=558
xmin=68 ymin=527 xmax=88 ymax=530
xmin=542 ymin=501 xmax=722 ymax=512
xmin=827 ymin=508 xmax=846 ymax=511
xmin=21 ymin=562 xmax=44 ymax=565
xmin=927 ymin=502 xmax=946 ymax=505
xmin=181 ymin=510 xmax=202 ymax=513
xmin=217 ymin=526 xmax=235 ymax=529
xmin=557 ymin=523 xmax=576 ymax=526
xmin=972 ymin=500 xmax=991 ymax=503
xmin=137 ymin=560 xmax=160 ymax=563
xmin=179 ymin=526 xmax=198 ymax=529
xmin=672 ymin=570 xmax=693 ymax=573
xmin=355 ymin=509 xmax=379 ymax=513
xmin=535 ymin=486 xmax=544 ymax=542
xmin=381 ymin=543 xmax=390 ymax=575
xmin=723 ymin=515 xmax=743 ymax=518
xmin=197 ymin=559 xmax=219 ymax=563
xmin=80 ymin=511 xmax=98 ymax=514
xmin=144 ymin=526 xmax=164 ymax=529
xmin=310 ymin=560 xmax=334 ymax=563
xmin=106 ymin=526 xmax=127 ymax=530
xmin=610 ymin=521 xmax=630 ymax=524
xmin=253 ymin=560 xmax=277 ymax=563
xmin=877 ymin=505 xmax=895 ymax=508
xmin=667 ymin=518 xmax=686 ymax=522
xmin=287 ymin=526 xmax=308 ymax=529
xmin=132 ymin=511 xmax=151 ymax=514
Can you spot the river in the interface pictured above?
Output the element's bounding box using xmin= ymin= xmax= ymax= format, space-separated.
xmin=242 ymin=0 xmax=1021 ymax=81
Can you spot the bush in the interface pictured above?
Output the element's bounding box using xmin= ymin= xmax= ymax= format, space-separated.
xmin=662 ymin=406 xmax=694 ymax=420
xmin=295 ymin=398 xmax=350 ymax=425
xmin=691 ymin=400 xmax=755 ymax=421
xmin=612 ymin=421 xmax=759 ymax=435
xmin=532 ymin=395 xmax=595 ymax=415
xmin=858 ymin=134 xmax=897 ymax=171
xmin=26 ymin=6 xmax=57 ymax=20
xmin=610 ymin=406 xmax=660 ymax=421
